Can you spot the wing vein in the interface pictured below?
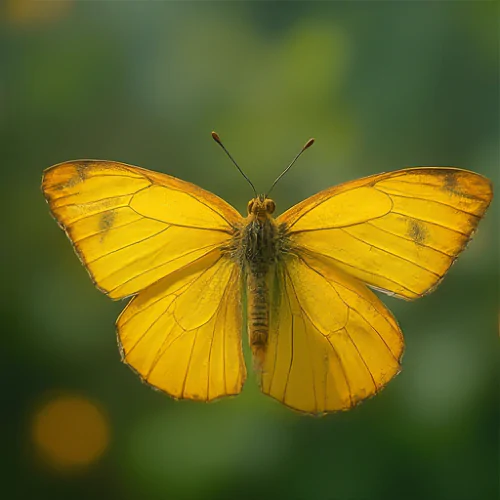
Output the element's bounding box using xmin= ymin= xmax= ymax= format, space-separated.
xmin=72 ymin=217 xmax=144 ymax=245
xmin=391 ymin=212 xmax=469 ymax=236
xmin=286 ymin=213 xmax=390 ymax=233
xmin=364 ymin=221 xmax=454 ymax=257
xmin=78 ymin=172 xmax=148 ymax=180
xmin=124 ymin=301 xmax=175 ymax=360
xmin=339 ymin=228 xmax=441 ymax=278
xmin=87 ymin=226 xmax=170 ymax=265
xmin=183 ymin=190 xmax=236 ymax=229
xmin=380 ymin=191 xmax=481 ymax=218
xmin=349 ymin=305 xmax=400 ymax=361
xmin=282 ymin=276 xmax=295 ymax=404
xmin=206 ymin=292 xmax=221 ymax=400
xmin=145 ymin=321 xmax=178 ymax=381
xmin=57 ymin=189 xmax=146 ymax=208
xmin=344 ymin=322 xmax=378 ymax=392
xmin=105 ymin=242 xmax=220 ymax=295
xmin=296 ymin=247 xmax=419 ymax=296
xmin=127 ymin=206 xmax=235 ymax=234
xmin=181 ymin=330 xmax=199 ymax=398
xmin=326 ymin=335 xmax=353 ymax=408
xmin=376 ymin=177 xmax=487 ymax=201
xmin=59 ymin=207 xmax=125 ymax=226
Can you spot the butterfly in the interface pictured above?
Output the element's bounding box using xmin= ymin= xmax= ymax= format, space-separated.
xmin=42 ymin=132 xmax=493 ymax=415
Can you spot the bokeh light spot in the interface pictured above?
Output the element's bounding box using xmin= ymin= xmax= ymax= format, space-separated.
xmin=31 ymin=394 xmax=110 ymax=471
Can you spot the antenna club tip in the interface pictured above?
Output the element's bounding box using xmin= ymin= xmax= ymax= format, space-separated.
xmin=304 ymin=138 xmax=315 ymax=150
xmin=211 ymin=131 xmax=221 ymax=143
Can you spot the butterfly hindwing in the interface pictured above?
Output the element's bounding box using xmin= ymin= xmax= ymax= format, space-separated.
xmin=117 ymin=251 xmax=246 ymax=401
xmin=260 ymin=253 xmax=403 ymax=414
xmin=278 ymin=168 xmax=492 ymax=299
xmin=42 ymin=161 xmax=242 ymax=299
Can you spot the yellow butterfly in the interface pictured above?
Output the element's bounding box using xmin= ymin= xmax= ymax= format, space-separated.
xmin=42 ymin=133 xmax=493 ymax=414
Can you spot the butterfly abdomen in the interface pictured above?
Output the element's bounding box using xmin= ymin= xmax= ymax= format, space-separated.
xmin=247 ymin=272 xmax=270 ymax=363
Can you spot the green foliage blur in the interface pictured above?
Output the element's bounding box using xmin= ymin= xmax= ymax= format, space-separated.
xmin=4 ymin=1 xmax=498 ymax=499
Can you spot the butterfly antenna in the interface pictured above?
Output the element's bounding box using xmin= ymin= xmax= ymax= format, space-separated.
xmin=266 ymin=138 xmax=315 ymax=196
xmin=212 ymin=131 xmax=257 ymax=197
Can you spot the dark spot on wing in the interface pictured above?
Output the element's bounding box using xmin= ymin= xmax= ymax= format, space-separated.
xmin=53 ymin=182 xmax=67 ymax=191
xmin=54 ymin=163 xmax=91 ymax=191
xmin=76 ymin=163 xmax=89 ymax=181
xmin=407 ymin=219 xmax=428 ymax=245
xmin=63 ymin=177 xmax=80 ymax=189
xmin=443 ymin=172 xmax=461 ymax=196
xmin=442 ymin=171 xmax=484 ymax=202
xmin=99 ymin=211 xmax=116 ymax=242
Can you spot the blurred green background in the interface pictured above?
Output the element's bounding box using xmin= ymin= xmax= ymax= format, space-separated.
xmin=4 ymin=1 xmax=498 ymax=499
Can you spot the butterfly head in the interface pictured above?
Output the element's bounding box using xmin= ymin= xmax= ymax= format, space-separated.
xmin=247 ymin=195 xmax=276 ymax=220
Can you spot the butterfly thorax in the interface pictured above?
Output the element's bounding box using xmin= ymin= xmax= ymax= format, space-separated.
xmin=241 ymin=195 xmax=284 ymax=271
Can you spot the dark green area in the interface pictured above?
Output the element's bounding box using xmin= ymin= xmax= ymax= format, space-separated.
xmin=4 ymin=1 xmax=498 ymax=499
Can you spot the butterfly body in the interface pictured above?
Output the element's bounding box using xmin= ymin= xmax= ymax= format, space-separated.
xmin=42 ymin=159 xmax=492 ymax=414
xmin=238 ymin=195 xmax=284 ymax=364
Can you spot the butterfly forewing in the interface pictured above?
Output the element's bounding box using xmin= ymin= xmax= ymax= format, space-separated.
xmin=278 ymin=168 xmax=493 ymax=300
xmin=42 ymin=161 xmax=241 ymax=299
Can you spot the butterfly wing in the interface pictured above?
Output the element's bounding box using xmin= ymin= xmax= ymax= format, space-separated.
xmin=117 ymin=251 xmax=245 ymax=400
xmin=278 ymin=168 xmax=493 ymax=299
xmin=42 ymin=160 xmax=242 ymax=299
xmin=43 ymin=160 xmax=246 ymax=400
xmin=261 ymin=253 xmax=403 ymax=414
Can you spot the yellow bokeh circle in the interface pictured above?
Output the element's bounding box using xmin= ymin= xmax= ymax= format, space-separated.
xmin=32 ymin=394 xmax=110 ymax=470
